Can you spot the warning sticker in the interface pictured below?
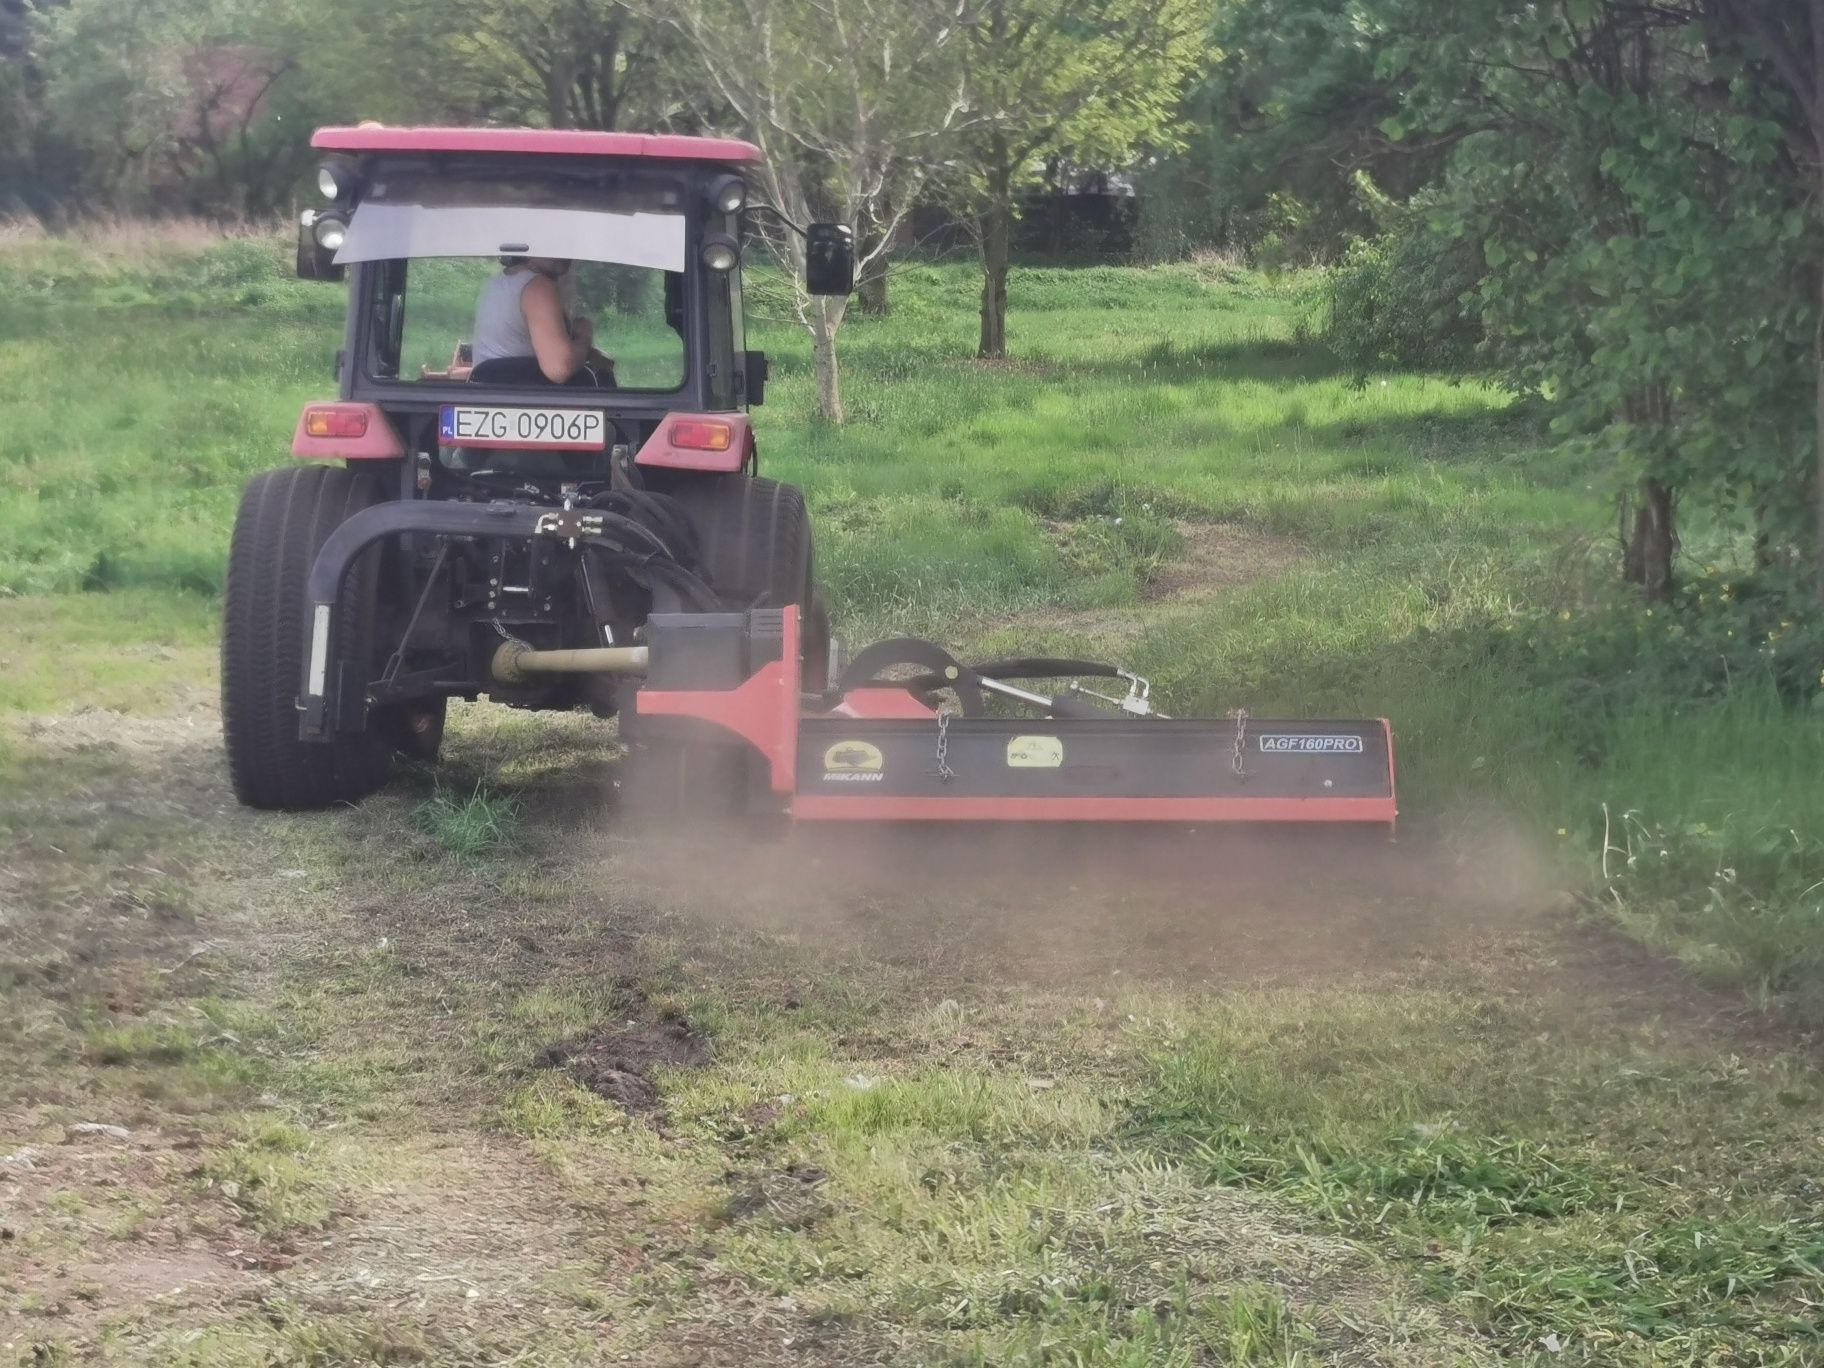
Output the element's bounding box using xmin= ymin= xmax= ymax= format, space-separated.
xmin=822 ymin=740 xmax=885 ymax=782
xmin=1006 ymin=735 xmax=1064 ymax=768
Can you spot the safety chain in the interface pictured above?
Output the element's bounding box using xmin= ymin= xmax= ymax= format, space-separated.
xmin=1230 ymin=707 xmax=1250 ymax=778
xmin=934 ymin=711 xmax=956 ymax=783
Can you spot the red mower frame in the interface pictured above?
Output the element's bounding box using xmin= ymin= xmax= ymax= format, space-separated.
xmin=634 ymin=607 xmax=1400 ymax=828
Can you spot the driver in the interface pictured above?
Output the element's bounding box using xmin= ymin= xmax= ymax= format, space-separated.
xmin=471 ymin=256 xmax=613 ymax=384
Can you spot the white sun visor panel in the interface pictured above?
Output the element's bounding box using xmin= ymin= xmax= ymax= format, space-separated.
xmin=335 ymin=204 xmax=687 ymax=272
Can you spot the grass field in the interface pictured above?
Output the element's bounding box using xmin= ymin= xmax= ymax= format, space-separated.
xmin=3 ymin=225 xmax=1822 ymax=1364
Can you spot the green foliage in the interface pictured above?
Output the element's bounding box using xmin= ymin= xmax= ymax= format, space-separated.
xmin=1376 ymin=1 xmax=1817 ymax=581
xmin=1324 ymin=192 xmax=1483 ymax=375
xmin=33 ymin=0 xmax=324 ymax=213
xmin=1174 ymin=0 xmax=1446 ymax=262
xmin=1450 ymin=94 xmax=1813 ymax=549
xmin=938 ymin=0 xmax=1208 ymax=355
xmin=1401 ymin=563 xmax=1824 ymax=742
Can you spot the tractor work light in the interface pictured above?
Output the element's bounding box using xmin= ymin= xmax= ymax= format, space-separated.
xmin=670 ymin=418 xmax=733 ymax=452
xmin=700 ymin=232 xmax=740 ymax=272
xmin=303 ymin=405 xmax=369 ymax=439
xmin=316 ymin=162 xmax=362 ymax=202
xmin=312 ymin=213 xmax=348 ymax=252
xmin=709 ymin=173 xmax=746 ymax=215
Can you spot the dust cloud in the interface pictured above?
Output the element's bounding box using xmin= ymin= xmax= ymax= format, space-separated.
xmin=598 ymin=797 xmax=1563 ymax=988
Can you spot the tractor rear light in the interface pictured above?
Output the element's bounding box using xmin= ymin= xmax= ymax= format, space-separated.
xmin=669 ymin=419 xmax=733 ymax=452
xmin=304 ymin=406 xmax=369 ymax=439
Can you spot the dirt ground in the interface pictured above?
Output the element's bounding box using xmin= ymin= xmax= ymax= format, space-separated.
xmin=0 ymin=698 xmax=1809 ymax=1366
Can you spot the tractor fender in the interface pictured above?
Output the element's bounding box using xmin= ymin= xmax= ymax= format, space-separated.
xmin=635 ymin=413 xmax=752 ymax=473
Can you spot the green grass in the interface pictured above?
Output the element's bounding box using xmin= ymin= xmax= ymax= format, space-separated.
xmin=0 ymin=586 xmax=218 ymax=712
xmin=1131 ymin=987 xmax=1824 ymax=1360
xmin=3 ymin=230 xmax=1819 ymax=1002
xmin=337 ymin=808 xmax=1816 ymax=1364
xmin=409 ymin=776 xmax=527 ymax=861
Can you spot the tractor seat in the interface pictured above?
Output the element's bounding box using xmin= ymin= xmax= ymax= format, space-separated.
xmin=468 ymin=356 xmax=613 ymax=388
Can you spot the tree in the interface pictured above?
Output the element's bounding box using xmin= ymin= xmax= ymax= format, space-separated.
xmin=945 ymin=0 xmax=1204 ymax=358
xmin=654 ymin=0 xmax=971 ymax=421
xmin=437 ymin=0 xmax=692 ymax=132
xmin=1701 ymin=1 xmax=1824 ymax=596
xmin=1331 ymin=0 xmax=1816 ymax=600
xmin=33 ymin=0 xmax=319 ymax=213
xmin=0 ymin=0 xmax=57 ymax=213
xmin=1178 ymin=0 xmax=1455 ymax=261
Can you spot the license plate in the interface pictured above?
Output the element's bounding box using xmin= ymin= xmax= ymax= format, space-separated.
xmin=438 ymin=405 xmax=605 ymax=450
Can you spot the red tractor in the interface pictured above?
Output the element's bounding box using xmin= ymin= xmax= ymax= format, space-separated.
xmin=224 ymin=126 xmax=845 ymax=809
xmin=225 ymin=126 xmax=1397 ymax=829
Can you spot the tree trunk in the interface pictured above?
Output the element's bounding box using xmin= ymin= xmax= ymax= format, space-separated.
xmin=977 ymin=154 xmax=1012 ymax=360
xmin=812 ymin=304 xmax=843 ymax=423
xmin=1815 ymin=251 xmax=1824 ymax=598
xmin=1622 ymin=477 xmax=1675 ymax=601
xmin=544 ymin=66 xmax=573 ymax=130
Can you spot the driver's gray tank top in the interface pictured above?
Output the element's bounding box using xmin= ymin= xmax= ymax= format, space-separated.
xmin=471 ymin=269 xmax=537 ymax=365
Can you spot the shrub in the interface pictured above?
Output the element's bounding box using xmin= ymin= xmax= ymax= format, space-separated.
xmin=1324 ymin=200 xmax=1484 ymax=375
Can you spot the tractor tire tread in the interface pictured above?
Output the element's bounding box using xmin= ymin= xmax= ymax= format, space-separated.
xmin=221 ymin=463 xmax=392 ymax=810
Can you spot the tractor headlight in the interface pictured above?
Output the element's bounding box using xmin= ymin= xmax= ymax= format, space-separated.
xmin=701 ymin=232 xmax=740 ymax=272
xmin=313 ymin=213 xmax=348 ymax=252
xmin=709 ymin=174 xmax=746 ymax=215
xmin=316 ymin=162 xmax=362 ymax=203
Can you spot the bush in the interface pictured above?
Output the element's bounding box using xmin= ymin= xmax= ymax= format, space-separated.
xmin=1324 ymin=204 xmax=1484 ymax=375
xmin=1464 ymin=566 xmax=1824 ymax=717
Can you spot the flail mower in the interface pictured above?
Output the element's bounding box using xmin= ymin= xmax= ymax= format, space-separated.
xmin=223 ymin=126 xmax=1396 ymax=829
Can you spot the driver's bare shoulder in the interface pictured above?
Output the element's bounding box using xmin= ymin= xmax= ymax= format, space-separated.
xmin=520 ymin=273 xmax=563 ymax=314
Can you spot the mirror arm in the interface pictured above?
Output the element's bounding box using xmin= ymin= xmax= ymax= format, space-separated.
xmin=746 ymin=203 xmax=809 ymax=240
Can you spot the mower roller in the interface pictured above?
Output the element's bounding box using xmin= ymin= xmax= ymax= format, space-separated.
xmin=222 ymin=125 xmax=1396 ymax=829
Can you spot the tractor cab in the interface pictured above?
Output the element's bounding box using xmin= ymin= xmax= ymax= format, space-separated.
xmin=293 ymin=127 xmax=852 ymax=486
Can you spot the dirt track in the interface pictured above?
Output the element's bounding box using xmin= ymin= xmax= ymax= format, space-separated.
xmin=2 ymin=706 xmax=1813 ymax=1364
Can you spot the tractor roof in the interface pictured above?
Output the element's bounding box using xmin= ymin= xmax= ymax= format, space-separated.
xmin=311 ymin=126 xmax=762 ymax=164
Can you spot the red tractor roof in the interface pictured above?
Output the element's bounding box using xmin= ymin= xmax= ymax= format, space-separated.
xmin=311 ymin=126 xmax=763 ymax=164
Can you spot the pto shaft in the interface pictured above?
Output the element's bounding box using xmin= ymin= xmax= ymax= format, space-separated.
xmin=491 ymin=641 xmax=649 ymax=684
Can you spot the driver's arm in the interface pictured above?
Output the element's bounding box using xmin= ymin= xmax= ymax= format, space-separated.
xmin=520 ymin=274 xmax=588 ymax=382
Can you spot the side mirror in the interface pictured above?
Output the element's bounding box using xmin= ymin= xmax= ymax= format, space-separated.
xmin=743 ymin=349 xmax=769 ymax=406
xmin=295 ymin=211 xmax=345 ymax=282
xmin=805 ymin=223 xmax=854 ymax=296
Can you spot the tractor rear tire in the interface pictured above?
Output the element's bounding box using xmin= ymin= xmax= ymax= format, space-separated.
xmin=622 ymin=475 xmax=827 ymax=824
xmin=666 ymin=473 xmax=829 ymax=687
xmin=222 ymin=463 xmax=394 ymax=810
